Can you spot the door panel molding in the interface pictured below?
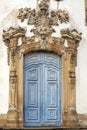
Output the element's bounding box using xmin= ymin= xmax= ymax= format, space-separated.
xmin=23 ymin=64 xmax=41 ymax=126
xmin=23 ymin=52 xmax=61 ymax=127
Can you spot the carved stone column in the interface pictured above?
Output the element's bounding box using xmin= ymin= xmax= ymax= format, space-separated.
xmin=62 ymin=47 xmax=72 ymax=126
xmin=60 ymin=29 xmax=82 ymax=127
xmin=7 ymin=38 xmax=18 ymax=122
xmin=65 ymin=40 xmax=80 ymax=127
xmin=2 ymin=27 xmax=26 ymax=127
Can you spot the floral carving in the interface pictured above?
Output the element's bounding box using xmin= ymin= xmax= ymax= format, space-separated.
xmin=17 ymin=0 xmax=69 ymax=45
xmin=17 ymin=7 xmax=31 ymax=22
xmin=31 ymin=26 xmax=55 ymax=37
xmin=57 ymin=9 xmax=69 ymax=23
xmin=17 ymin=0 xmax=69 ymax=48
xmin=50 ymin=11 xmax=59 ymax=25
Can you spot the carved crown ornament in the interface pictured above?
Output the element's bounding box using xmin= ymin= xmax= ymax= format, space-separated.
xmin=2 ymin=0 xmax=82 ymax=55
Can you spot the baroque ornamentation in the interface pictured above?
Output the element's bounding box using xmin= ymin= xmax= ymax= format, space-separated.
xmin=1 ymin=0 xmax=83 ymax=128
xmin=69 ymin=71 xmax=76 ymax=85
xmin=61 ymin=28 xmax=82 ymax=65
xmin=2 ymin=27 xmax=26 ymax=65
xmin=9 ymin=71 xmax=17 ymax=110
xmin=61 ymin=28 xmax=82 ymax=42
xmin=17 ymin=0 xmax=69 ymax=48
xmin=3 ymin=27 xmax=26 ymax=46
xmin=70 ymin=51 xmax=77 ymax=65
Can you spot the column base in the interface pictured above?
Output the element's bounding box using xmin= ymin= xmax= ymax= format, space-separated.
xmin=63 ymin=110 xmax=79 ymax=128
xmin=7 ymin=110 xmax=18 ymax=122
xmin=6 ymin=110 xmax=18 ymax=128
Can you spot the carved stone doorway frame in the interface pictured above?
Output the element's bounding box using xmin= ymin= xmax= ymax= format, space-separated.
xmin=0 ymin=0 xmax=83 ymax=127
xmin=0 ymin=35 xmax=80 ymax=128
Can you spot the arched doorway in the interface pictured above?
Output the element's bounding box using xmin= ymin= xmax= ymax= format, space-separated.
xmin=23 ymin=52 xmax=62 ymax=127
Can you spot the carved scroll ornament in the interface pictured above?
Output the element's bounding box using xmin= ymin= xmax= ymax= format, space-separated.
xmin=3 ymin=27 xmax=26 ymax=46
xmin=61 ymin=28 xmax=82 ymax=42
xmin=60 ymin=28 xmax=82 ymax=65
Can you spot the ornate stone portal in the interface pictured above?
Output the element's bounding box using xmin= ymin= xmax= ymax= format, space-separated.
xmin=0 ymin=0 xmax=82 ymax=128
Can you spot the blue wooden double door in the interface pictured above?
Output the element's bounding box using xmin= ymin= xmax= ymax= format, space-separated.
xmin=23 ymin=52 xmax=62 ymax=127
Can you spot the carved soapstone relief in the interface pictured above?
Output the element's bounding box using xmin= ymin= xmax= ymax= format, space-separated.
xmin=2 ymin=0 xmax=82 ymax=51
xmin=2 ymin=0 xmax=82 ymax=126
xmin=17 ymin=0 xmax=69 ymax=48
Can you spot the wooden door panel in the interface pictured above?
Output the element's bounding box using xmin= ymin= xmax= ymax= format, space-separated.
xmin=23 ymin=52 xmax=61 ymax=127
xmin=24 ymin=65 xmax=41 ymax=126
xmin=43 ymin=65 xmax=61 ymax=125
xmin=47 ymin=82 xmax=58 ymax=107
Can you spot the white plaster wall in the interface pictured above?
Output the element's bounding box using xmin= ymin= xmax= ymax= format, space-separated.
xmin=0 ymin=0 xmax=87 ymax=114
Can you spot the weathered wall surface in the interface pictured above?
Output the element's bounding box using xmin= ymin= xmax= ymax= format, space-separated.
xmin=0 ymin=0 xmax=87 ymax=114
